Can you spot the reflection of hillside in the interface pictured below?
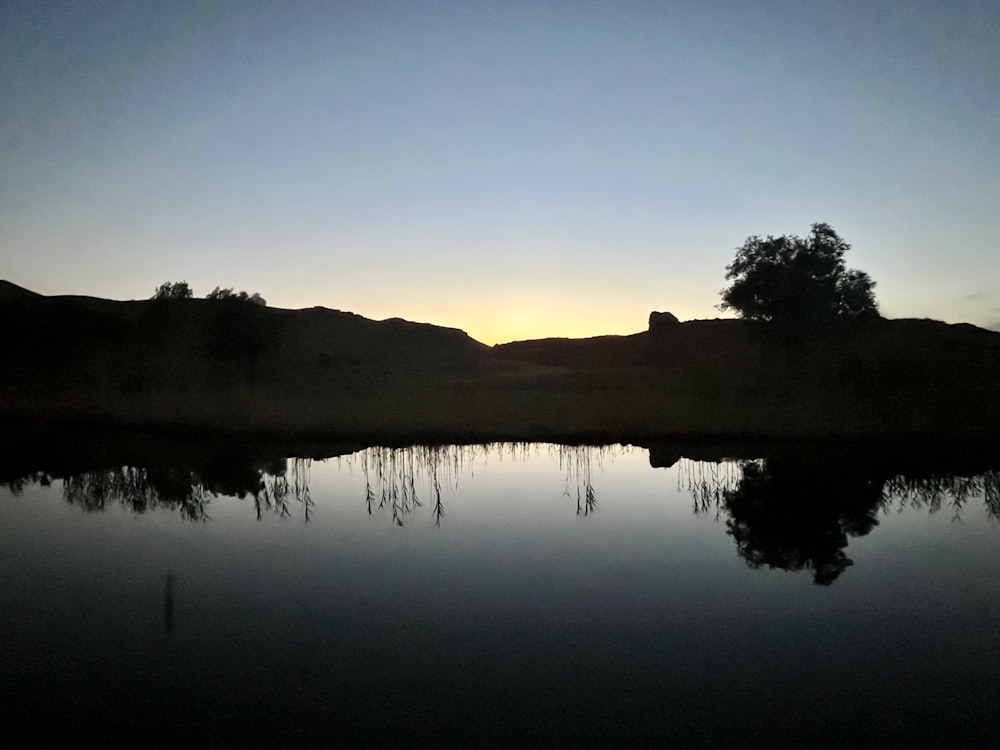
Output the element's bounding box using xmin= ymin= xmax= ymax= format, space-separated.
xmin=677 ymin=457 xmax=1000 ymax=585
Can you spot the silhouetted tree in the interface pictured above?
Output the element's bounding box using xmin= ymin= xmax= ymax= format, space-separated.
xmin=206 ymin=286 xmax=234 ymax=300
xmin=206 ymin=286 xmax=267 ymax=306
xmin=719 ymin=223 xmax=878 ymax=332
xmin=152 ymin=281 xmax=193 ymax=300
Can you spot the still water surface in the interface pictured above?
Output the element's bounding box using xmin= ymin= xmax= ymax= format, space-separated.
xmin=2 ymin=441 xmax=999 ymax=747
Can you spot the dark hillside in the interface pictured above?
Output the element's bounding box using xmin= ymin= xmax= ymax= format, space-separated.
xmin=487 ymin=315 xmax=1000 ymax=440
xmin=1 ymin=284 xmax=486 ymax=377
xmin=493 ymin=333 xmax=647 ymax=369
xmin=2 ymin=282 xmax=998 ymax=440
xmin=0 ymin=280 xmax=43 ymax=302
xmin=492 ymin=319 xmax=762 ymax=370
xmin=0 ymin=283 xmax=489 ymax=433
xmin=492 ymin=316 xmax=1000 ymax=383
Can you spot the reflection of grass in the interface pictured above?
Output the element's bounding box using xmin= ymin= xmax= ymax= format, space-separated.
xmin=52 ymin=459 xmax=316 ymax=523
xmin=884 ymin=471 xmax=1000 ymax=520
xmin=678 ymin=459 xmax=742 ymax=518
xmin=362 ymin=447 xmax=423 ymax=526
xmin=675 ymin=457 xmax=1000 ymax=585
xmin=62 ymin=467 xmax=211 ymax=522
xmin=357 ymin=444 xmax=527 ymax=526
xmin=352 ymin=443 xmax=626 ymax=526
xmin=677 ymin=458 xmax=1000 ymax=523
xmin=7 ymin=441 xmax=1000 ymax=540
xmin=255 ymin=458 xmax=313 ymax=521
xmin=559 ymin=445 xmax=614 ymax=516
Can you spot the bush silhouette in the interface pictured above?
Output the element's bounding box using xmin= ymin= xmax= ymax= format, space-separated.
xmin=152 ymin=281 xmax=193 ymax=300
xmin=206 ymin=287 xmax=266 ymax=306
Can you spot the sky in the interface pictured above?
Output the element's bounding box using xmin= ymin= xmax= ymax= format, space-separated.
xmin=2 ymin=0 xmax=998 ymax=344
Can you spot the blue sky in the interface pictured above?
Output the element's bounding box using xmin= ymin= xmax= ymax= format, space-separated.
xmin=2 ymin=0 xmax=998 ymax=343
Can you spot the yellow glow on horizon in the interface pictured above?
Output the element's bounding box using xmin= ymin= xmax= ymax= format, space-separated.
xmin=462 ymin=308 xmax=645 ymax=346
xmin=275 ymin=287 xmax=716 ymax=346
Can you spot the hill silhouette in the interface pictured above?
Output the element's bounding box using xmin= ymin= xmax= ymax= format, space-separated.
xmin=1 ymin=281 xmax=998 ymax=440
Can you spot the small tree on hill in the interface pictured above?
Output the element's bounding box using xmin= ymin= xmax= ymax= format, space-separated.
xmin=206 ymin=287 xmax=267 ymax=306
xmin=206 ymin=286 xmax=234 ymax=300
xmin=152 ymin=281 xmax=193 ymax=300
xmin=718 ymin=223 xmax=878 ymax=331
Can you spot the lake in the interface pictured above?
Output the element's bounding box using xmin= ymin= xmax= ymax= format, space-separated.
xmin=2 ymin=434 xmax=999 ymax=747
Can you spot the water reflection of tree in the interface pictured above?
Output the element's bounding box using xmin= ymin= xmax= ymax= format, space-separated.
xmin=4 ymin=471 xmax=54 ymax=495
xmin=51 ymin=457 xmax=314 ymax=523
xmin=12 ymin=443 xmax=996 ymax=552
xmin=62 ymin=467 xmax=212 ymax=522
xmin=7 ymin=442 xmax=617 ymax=526
xmin=721 ymin=459 xmax=882 ymax=585
xmin=679 ymin=458 xmax=1000 ymax=585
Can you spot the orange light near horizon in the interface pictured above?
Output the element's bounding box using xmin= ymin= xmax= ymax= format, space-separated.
xmin=266 ymin=291 xmax=712 ymax=346
xmin=458 ymin=308 xmax=648 ymax=347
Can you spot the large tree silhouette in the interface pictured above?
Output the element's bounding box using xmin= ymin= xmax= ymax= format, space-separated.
xmin=719 ymin=223 xmax=878 ymax=332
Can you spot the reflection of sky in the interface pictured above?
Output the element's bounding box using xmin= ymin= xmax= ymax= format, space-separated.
xmin=2 ymin=0 xmax=999 ymax=343
xmin=2 ymin=446 xmax=1000 ymax=743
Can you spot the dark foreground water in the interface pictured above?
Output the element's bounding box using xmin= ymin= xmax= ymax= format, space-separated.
xmin=2 ymin=437 xmax=999 ymax=748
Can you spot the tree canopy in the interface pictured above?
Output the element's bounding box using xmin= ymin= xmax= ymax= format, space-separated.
xmin=206 ymin=287 xmax=267 ymax=306
xmin=151 ymin=282 xmax=266 ymax=306
xmin=718 ymin=223 xmax=878 ymax=331
xmin=152 ymin=281 xmax=193 ymax=300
